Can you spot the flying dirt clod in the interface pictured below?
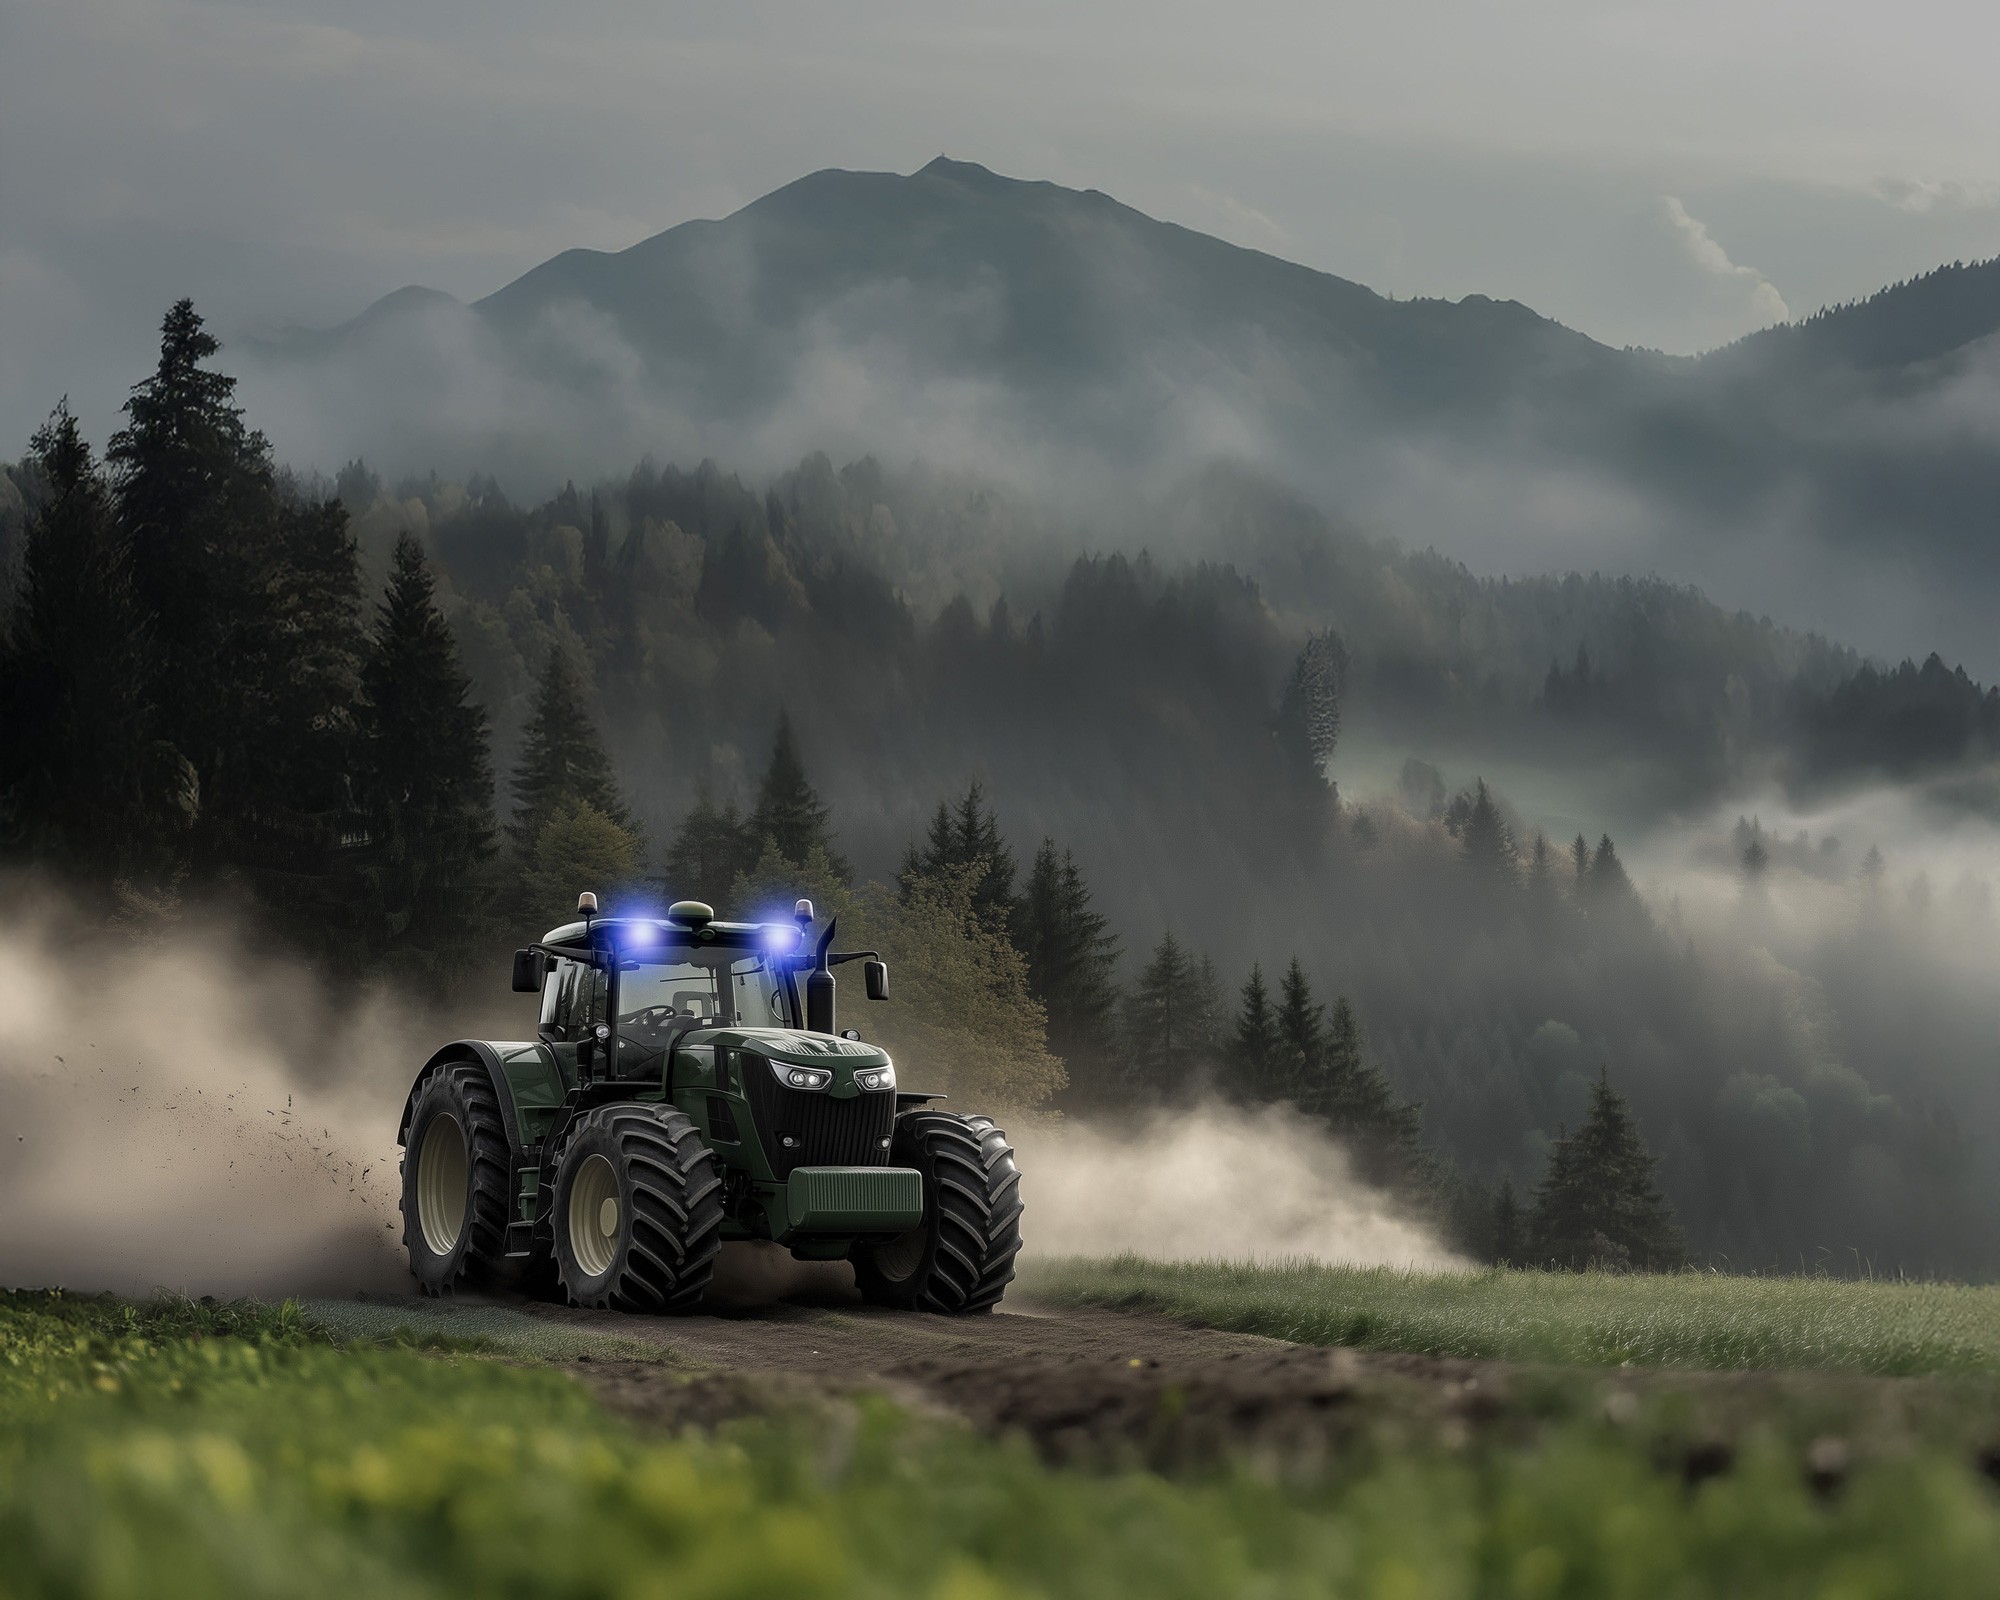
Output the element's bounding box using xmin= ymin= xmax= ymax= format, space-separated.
xmin=397 ymin=894 xmax=1025 ymax=1313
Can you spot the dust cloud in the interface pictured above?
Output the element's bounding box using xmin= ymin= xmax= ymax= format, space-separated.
xmin=0 ymin=887 xmax=413 ymax=1298
xmin=1013 ymin=1102 xmax=1467 ymax=1270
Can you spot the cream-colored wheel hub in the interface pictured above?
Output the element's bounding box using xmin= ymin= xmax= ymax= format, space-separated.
xmin=568 ymin=1154 xmax=622 ymax=1278
xmin=416 ymin=1113 xmax=469 ymax=1256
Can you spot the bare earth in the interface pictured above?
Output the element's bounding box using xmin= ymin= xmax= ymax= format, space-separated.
xmin=335 ymin=1257 xmax=1971 ymax=1482
xmin=474 ymin=1262 xmax=1514 ymax=1468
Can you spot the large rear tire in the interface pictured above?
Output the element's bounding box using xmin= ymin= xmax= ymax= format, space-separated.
xmin=854 ymin=1112 xmax=1022 ymax=1314
xmin=551 ymin=1104 xmax=723 ymax=1312
xmin=401 ymin=1062 xmax=512 ymax=1296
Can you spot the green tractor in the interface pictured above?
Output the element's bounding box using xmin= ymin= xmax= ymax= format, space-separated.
xmin=396 ymin=893 xmax=1024 ymax=1314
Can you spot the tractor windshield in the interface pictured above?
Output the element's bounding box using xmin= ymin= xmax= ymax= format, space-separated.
xmin=617 ymin=948 xmax=791 ymax=1044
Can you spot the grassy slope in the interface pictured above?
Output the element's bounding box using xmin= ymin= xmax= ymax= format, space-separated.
xmin=1018 ymin=1257 xmax=2000 ymax=1375
xmin=5 ymin=1289 xmax=2000 ymax=1597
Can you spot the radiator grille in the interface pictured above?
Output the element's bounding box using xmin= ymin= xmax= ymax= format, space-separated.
xmin=742 ymin=1059 xmax=894 ymax=1177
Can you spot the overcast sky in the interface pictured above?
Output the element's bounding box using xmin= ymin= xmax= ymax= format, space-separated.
xmin=9 ymin=0 xmax=2000 ymax=449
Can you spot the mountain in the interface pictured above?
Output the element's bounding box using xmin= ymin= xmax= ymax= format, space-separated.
xmin=245 ymin=158 xmax=2000 ymax=673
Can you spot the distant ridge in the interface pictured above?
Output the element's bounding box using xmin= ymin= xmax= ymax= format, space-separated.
xmin=254 ymin=157 xmax=2000 ymax=675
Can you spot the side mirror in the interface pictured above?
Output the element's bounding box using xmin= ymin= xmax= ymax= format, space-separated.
xmin=864 ymin=959 xmax=888 ymax=1001
xmin=511 ymin=949 xmax=546 ymax=993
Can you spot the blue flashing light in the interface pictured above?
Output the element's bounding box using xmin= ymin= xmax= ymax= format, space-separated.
xmin=761 ymin=923 xmax=801 ymax=954
xmin=621 ymin=922 xmax=662 ymax=946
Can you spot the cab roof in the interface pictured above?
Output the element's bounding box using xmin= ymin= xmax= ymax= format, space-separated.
xmin=539 ymin=914 xmax=799 ymax=951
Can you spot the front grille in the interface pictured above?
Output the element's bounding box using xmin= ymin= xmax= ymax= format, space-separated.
xmin=742 ymin=1060 xmax=894 ymax=1178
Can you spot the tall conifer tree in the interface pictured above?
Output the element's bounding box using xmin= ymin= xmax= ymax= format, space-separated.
xmin=746 ymin=710 xmax=847 ymax=879
xmin=1121 ymin=931 xmax=1220 ymax=1101
xmin=1227 ymin=962 xmax=1281 ymax=1102
xmin=1460 ymin=779 xmax=1516 ymax=883
xmin=1316 ymin=995 xmax=1429 ymax=1192
xmin=108 ymin=300 xmax=275 ymax=819
xmin=1016 ymin=839 xmax=1121 ymax=1089
xmin=1527 ymin=1069 xmax=1687 ymax=1270
xmin=664 ymin=783 xmax=750 ymax=911
xmin=106 ymin=301 xmax=364 ymax=927
xmin=355 ymin=533 xmax=496 ymax=976
xmin=1273 ymin=957 xmax=1326 ymax=1104
xmin=902 ymin=779 xmax=1016 ymax=929
xmin=0 ymin=403 xmax=172 ymax=880
xmin=510 ymin=647 xmax=630 ymax=850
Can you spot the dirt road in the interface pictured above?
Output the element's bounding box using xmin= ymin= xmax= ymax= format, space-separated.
xmin=454 ymin=1266 xmax=1512 ymax=1468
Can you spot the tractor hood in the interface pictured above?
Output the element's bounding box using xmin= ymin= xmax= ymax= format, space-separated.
xmin=678 ymin=1026 xmax=891 ymax=1070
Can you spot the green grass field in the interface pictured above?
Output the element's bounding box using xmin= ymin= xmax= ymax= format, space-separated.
xmin=8 ymin=1274 xmax=2000 ymax=1597
xmin=1020 ymin=1255 xmax=2000 ymax=1375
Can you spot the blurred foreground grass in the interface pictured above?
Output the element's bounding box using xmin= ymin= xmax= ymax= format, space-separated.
xmin=7 ymin=1287 xmax=2000 ymax=1597
xmin=1018 ymin=1256 xmax=2000 ymax=1374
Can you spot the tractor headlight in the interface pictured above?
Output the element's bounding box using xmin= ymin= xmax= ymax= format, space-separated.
xmin=771 ymin=1061 xmax=832 ymax=1091
xmin=853 ymin=1064 xmax=896 ymax=1092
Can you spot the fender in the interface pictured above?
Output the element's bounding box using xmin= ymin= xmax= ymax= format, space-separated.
xmin=397 ymin=1041 xmax=529 ymax=1155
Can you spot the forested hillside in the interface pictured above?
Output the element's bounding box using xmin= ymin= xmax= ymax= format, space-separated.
xmin=247 ymin=158 xmax=2000 ymax=678
xmin=9 ymin=304 xmax=2000 ymax=1276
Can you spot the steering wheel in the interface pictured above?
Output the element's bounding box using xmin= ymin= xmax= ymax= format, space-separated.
xmin=623 ymin=1005 xmax=681 ymax=1034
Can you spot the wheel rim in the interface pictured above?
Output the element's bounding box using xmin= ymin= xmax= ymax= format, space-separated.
xmin=567 ymin=1154 xmax=621 ymax=1279
xmin=416 ymin=1113 xmax=469 ymax=1256
xmin=871 ymin=1220 xmax=928 ymax=1283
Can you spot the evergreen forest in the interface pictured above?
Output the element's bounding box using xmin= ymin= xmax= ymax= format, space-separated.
xmin=7 ymin=303 xmax=2000 ymax=1275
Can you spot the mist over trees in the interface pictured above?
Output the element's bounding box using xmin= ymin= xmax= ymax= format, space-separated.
xmin=8 ymin=304 xmax=2000 ymax=1275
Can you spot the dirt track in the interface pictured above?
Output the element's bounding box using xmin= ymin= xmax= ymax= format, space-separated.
xmin=471 ymin=1261 xmax=1515 ymax=1468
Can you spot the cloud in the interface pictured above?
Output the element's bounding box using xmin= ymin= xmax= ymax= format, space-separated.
xmin=1662 ymin=195 xmax=1790 ymax=329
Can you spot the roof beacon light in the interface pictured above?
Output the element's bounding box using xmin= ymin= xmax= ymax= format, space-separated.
xmin=794 ymin=898 xmax=814 ymax=926
xmin=577 ymin=891 xmax=599 ymax=917
xmin=761 ymin=923 xmax=801 ymax=954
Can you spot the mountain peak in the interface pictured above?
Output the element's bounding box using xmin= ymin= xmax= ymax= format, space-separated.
xmin=916 ymin=155 xmax=1011 ymax=188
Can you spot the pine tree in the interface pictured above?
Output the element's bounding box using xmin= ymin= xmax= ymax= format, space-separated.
xmin=354 ymin=532 xmax=496 ymax=977
xmin=1273 ymin=957 xmax=1326 ymax=1105
xmin=745 ymin=710 xmax=847 ymax=879
xmin=1460 ymin=778 xmax=1516 ymax=883
xmin=510 ymin=647 xmax=630 ymax=851
xmin=1585 ymin=833 xmax=1639 ymax=913
xmin=0 ymin=403 xmax=175 ymax=881
xmin=1527 ymin=1068 xmax=1688 ymax=1270
xmin=1121 ymin=931 xmax=1219 ymax=1101
xmin=664 ymin=783 xmax=749 ymax=911
xmin=240 ymin=490 xmax=366 ymax=881
xmin=1015 ymin=840 xmax=1121 ymax=1092
xmin=104 ymin=300 xmax=365 ymax=917
xmin=1275 ymin=628 xmax=1347 ymax=796
xmin=107 ymin=300 xmax=275 ymax=813
xmin=1571 ymin=832 xmax=1591 ymax=891
xmin=1315 ymin=995 xmax=1428 ymax=1193
xmin=902 ymin=778 xmax=1015 ymax=928
xmin=1226 ymin=962 xmax=1281 ymax=1102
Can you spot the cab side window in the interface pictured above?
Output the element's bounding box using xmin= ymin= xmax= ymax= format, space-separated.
xmin=539 ymin=961 xmax=567 ymax=1034
xmin=543 ymin=960 xmax=607 ymax=1042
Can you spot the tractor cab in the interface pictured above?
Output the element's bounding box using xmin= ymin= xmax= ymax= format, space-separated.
xmin=513 ymin=896 xmax=887 ymax=1082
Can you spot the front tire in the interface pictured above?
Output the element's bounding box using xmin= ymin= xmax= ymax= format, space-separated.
xmin=551 ymin=1104 xmax=723 ymax=1312
xmin=855 ymin=1112 xmax=1023 ymax=1313
xmin=401 ymin=1062 xmax=511 ymax=1295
